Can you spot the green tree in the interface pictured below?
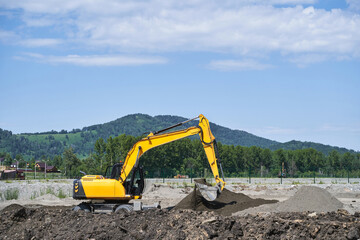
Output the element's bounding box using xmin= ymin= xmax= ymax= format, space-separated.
xmin=14 ymin=154 xmax=26 ymax=168
xmin=342 ymin=152 xmax=355 ymax=171
xmin=219 ymin=144 xmax=237 ymax=175
xmin=52 ymin=155 xmax=63 ymax=169
xmin=63 ymin=147 xmax=81 ymax=177
xmin=105 ymin=136 xmax=116 ymax=166
xmin=4 ymin=153 xmax=12 ymax=166
xmin=94 ymin=138 xmax=106 ymax=172
xmin=81 ymin=155 xmax=98 ymax=175
xmin=353 ymin=153 xmax=360 ymax=171
xmin=286 ymin=151 xmax=298 ymax=177
xmin=260 ymin=148 xmax=272 ymax=176
xmin=304 ymin=148 xmax=324 ymax=172
xmin=273 ymin=149 xmax=287 ymax=171
xmin=234 ymin=146 xmax=246 ymax=172
xmin=328 ymin=150 xmax=341 ymax=172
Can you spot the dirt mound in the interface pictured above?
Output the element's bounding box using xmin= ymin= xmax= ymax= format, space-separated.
xmin=1 ymin=203 xmax=24 ymax=212
xmin=235 ymin=186 xmax=344 ymax=216
xmin=174 ymin=185 xmax=278 ymax=216
xmin=0 ymin=205 xmax=359 ymax=239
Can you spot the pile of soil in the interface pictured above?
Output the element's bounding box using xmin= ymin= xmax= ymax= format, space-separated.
xmin=235 ymin=186 xmax=344 ymax=216
xmin=1 ymin=205 xmax=359 ymax=239
xmin=174 ymin=180 xmax=277 ymax=216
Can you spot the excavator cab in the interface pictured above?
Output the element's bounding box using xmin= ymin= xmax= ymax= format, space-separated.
xmin=124 ymin=166 xmax=145 ymax=197
xmin=104 ymin=163 xmax=145 ymax=197
xmin=104 ymin=163 xmax=123 ymax=179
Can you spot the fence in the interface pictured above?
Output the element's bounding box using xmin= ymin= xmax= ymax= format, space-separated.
xmin=143 ymin=167 xmax=360 ymax=184
xmin=24 ymin=171 xmax=66 ymax=180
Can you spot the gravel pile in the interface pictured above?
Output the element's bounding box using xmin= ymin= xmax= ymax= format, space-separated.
xmin=234 ymin=186 xmax=344 ymax=216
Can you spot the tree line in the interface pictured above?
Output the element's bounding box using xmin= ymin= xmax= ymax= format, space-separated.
xmin=1 ymin=134 xmax=359 ymax=178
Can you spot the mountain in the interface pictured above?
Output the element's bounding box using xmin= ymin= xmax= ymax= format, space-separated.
xmin=0 ymin=114 xmax=356 ymax=159
xmin=82 ymin=114 xmax=278 ymax=148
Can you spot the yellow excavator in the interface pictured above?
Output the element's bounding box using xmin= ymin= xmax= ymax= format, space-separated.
xmin=73 ymin=114 xmax=226 ymax=212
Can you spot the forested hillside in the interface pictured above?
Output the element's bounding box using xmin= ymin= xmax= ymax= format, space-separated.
xmin=3 ymin=134 xmax=358 ymax=179
xmin=0 ymin=113 xmax=356 ymax=160
xmin=269 ymin=140 xmax=354 ymax=156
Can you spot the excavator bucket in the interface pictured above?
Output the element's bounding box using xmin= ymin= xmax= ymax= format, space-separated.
xmin=195 ymin=182 xmax=220 ymax=201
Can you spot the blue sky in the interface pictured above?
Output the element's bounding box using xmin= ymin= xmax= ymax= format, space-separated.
xmin=0 ymin=0 xmax=359 ymax=151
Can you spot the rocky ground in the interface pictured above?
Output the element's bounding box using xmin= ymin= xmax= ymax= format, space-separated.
xmin=1 ymin=178 xmax=360 ymax=239
xmin=0 ymin=204 xmax=359 ymax=239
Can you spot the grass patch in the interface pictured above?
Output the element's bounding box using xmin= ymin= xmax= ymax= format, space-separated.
xmin=5 ymin=180 xmax=13 ymax=183
xmin=352 ymin=181 xmax=359 ymax=184
xmin=31 ymin=188 xmax=68 ymax=199
xmin=57 ymin=189 xmax=67 ymax=199
xmin=4 ymin=188 xmax=19 ymax=200
xmin=46 ymin=187 xmax=55 ymax=195
xmin=291 ymin=180 xmax=301 ymax=185
xmin=30 ymin=192 xmax=38 ymax=200
xmin=318 ymin=180 xmax=325 ymax=184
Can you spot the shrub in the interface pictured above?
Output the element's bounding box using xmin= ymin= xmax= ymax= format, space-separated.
xmin=57 ymin=189 xmax=67 ymax=199
xmin=30 ymin=192 xmax=38 ymax=200
xmin=46 ymin=187 xmax=54 ymax=195
xmin=4 ymin=188 xmax=19 ymax=200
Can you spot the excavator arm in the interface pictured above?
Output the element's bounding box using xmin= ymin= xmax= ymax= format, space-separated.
xmin=120 ymin=114 xmax=226 ymax=197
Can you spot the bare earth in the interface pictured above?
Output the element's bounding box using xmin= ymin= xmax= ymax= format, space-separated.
xmin=1 ymin=178 xmax=360 ymax=239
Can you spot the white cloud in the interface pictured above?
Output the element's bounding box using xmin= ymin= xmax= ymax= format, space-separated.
xmin=319 ymin=124 xmax=360 ymax=133
xmin=346 ymin=0 xmax=360 ymax=11
xmin=0 ymin=29 xmax=18 ymax=42
xmin=0 ymin=0 xmax=318 ymax=14
xmin=15 ymin=53 xmax=168 ymax=66
xmin=289 ymin=53 xmax=330 ymax=67
xmin=1 ymin=0 xmax=360 ymax=66
xmin=208 ymin=59 xmax=273 ymax=71
xmin=20 ymin=38 xmax=62 ymax=47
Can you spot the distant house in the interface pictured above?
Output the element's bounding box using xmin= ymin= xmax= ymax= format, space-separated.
xmin=0 ymin=157 xmax=5 ymax=165
xmin=0 ymin=169 xmax=25 ymax=180
xmin=35 ymin=162 xmax=58 ymax=172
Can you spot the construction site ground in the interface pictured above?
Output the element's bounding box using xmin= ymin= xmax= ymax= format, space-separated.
xmin=1 ymin=178 xmax=360 ymax=239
